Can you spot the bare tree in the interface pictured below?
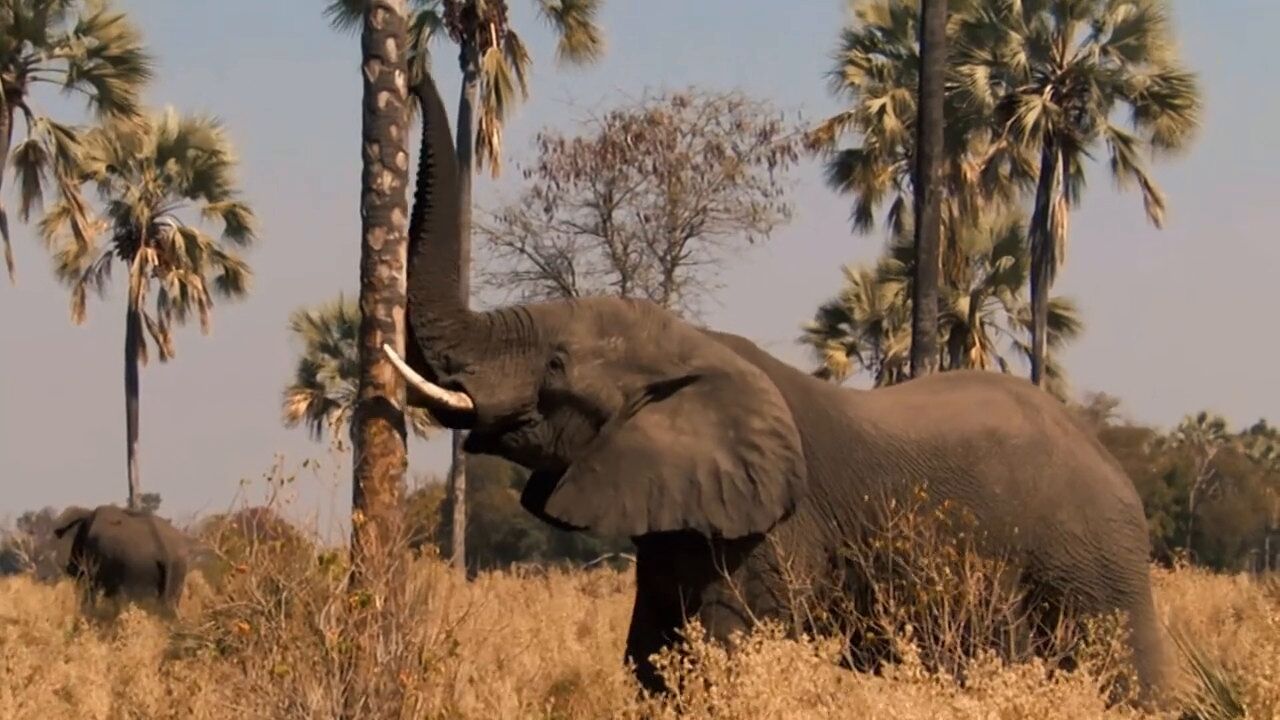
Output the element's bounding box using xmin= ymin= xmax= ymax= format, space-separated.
xmin=479 ymin=89 xmax=802 ymax=318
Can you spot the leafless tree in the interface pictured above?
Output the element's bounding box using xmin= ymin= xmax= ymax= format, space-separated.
xmin=479 ymin=89 xmax=802 ymax=318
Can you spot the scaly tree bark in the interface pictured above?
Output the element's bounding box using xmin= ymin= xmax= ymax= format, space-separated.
xmin=909 ymin=0 xmax=946 ymax=378
xmin=352 ymin=0 xmax=410 ymax=575
xmin=348 ymin=0 xmax=411 ymax=712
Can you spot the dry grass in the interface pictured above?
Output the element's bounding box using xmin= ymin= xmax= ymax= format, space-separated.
xmin=2 ymin=514 xmax=1278 ymax=719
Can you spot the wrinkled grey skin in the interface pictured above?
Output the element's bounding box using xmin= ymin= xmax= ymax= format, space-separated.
xmin=397 ymin=73 xmax=1165 ymax=700
xmin=52 ymin=504 xmax=190 ymax=616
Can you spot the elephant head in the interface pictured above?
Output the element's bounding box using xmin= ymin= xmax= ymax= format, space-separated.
xmin=52 ymin=506 xmax=94 ymax=540
xmin=386 ymin=73 xmax=807 ymax=540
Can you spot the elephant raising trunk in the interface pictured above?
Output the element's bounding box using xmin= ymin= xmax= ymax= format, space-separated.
xmin=384 ymin=70 xmax=1169 ymax=705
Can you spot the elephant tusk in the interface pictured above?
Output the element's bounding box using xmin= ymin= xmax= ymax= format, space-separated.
xmin=381 ymin=343 xmax=476 ymax=412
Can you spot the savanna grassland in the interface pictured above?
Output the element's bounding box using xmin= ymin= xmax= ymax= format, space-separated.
xmin=2 ymin=525 xmax=1277 ymax=720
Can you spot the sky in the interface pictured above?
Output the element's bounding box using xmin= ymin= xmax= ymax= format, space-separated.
xmin=1 ymin=0 xmax=1276 ymax=529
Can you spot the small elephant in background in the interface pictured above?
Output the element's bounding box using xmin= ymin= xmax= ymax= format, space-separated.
xmin=53 ymin=504 xmax=191 ymax=617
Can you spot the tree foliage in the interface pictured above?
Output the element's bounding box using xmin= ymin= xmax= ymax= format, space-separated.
xmin=45 ymin=107 xmax=256 ymax=348
xmin=809 ymin=0 xmax=1201 ymax=388
xmin=480 ymin=89 xmax=802 ymax=317
xmin=803 ymin=210 xmax=1082 ymax=398
xmin=807 ymin=0 xmax=1027 ymax=277
xmin=0 ymin=0 xmax=154 ymax=281
xmin=1076 ymin=396 xmax=1280 ymax=571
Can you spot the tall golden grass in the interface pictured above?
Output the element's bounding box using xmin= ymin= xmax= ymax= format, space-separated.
xmin=1 ymin=554 xmax=1278 ymax=718
xmin=2 ymin=481 xmax=1278 ymax=720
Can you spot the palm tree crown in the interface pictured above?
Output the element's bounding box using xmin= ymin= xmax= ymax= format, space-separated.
xmin=807 ymin=0 xmax=1027 ymax=275
xmin=46 ymin=107 xmax=255 ymax=344
xmin=0 ymin=0 xmax=153 ymax=281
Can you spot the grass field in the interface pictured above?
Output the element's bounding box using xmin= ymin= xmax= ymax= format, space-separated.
xmin=1 ymin=540 xmax=1278 ymax=720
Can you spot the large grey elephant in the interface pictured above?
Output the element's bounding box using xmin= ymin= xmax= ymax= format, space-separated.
xmin=386 ymin=72 xmax=1165 ymax=700
xmin=53 ymin=504 xmax=190 ymax=616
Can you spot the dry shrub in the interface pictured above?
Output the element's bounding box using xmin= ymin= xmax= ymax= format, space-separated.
xmin=2 ymin=477 xmax=1278 ymax=719
xmin=1152 ymin=566 xmax=1280 ymax=718
xmin=635 ymin=619 xmax=1148 ymax=720
xmin=772 ymin=483 xmax=1139 ymax=702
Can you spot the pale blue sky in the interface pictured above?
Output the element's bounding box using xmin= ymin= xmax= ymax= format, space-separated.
xmin=1 ymin=1 xmax=1275 ymax=527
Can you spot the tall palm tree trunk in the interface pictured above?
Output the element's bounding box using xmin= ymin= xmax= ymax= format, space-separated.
xmin=1028 ymin=141 xmax=1059 ymax=388
xmin=910 ymin=0 xmax=946 ymax=379
xmin=124 ymin=299 xmax=143 ymax=510
xmin=445 ymin=39 xmax=479 ymax=576
xmin=352 ymin=0 xmax=410 ymax=578
xmin=346 ymin=2 xmax=411 ymax=714
xmin=0 ymin=99 xmax=14 ymax=281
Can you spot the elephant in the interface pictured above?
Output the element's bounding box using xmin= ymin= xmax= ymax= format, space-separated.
xmin=384 ymin=71 xmax=1167 ymax=702
xmin=52 ymin=504 xmax=190 ymax=617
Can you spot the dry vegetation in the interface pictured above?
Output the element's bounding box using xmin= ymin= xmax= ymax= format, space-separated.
xmin=2 ymin=500 xmax=1278 ymax=720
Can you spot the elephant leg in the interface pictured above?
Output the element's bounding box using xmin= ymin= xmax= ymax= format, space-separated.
xmin=1114 ymin=585 xmax=1168 ymax=709
xmin=1022 ymin=561 xmax=1167 ymax=708
xmin=625 ymin=533 xmax=766 ymax=694
xmin=624 ymin=584 xmax=682 ymax=694
xmin=624 ymin=536 xmax=703 ymax=694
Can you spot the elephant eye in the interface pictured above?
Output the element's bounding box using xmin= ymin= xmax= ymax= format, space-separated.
xmin=547 ymin=354 xmax=566 ymax=374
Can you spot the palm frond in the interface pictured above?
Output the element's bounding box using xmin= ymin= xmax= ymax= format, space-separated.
xmin=474 ymin=38 xmax=528 ymax=177
xmin=536 ymin=0 xmax=604 ymax=65
xmin=323 ymin=0 xmax=366 ymax=33
xmin=61 ymin=3 xmax=154 ymax=121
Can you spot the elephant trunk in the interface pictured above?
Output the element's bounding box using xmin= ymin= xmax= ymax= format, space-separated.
xmin=395 ymin=70 xmax=540 ymax=423
xmin=405 ymin=67 xmax=473 ymax=364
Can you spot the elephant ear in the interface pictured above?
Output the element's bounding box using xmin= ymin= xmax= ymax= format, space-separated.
xmin=530 ymin=352 xmax=807 ymax=539
xmin=52 ymin=506 xmax=93 ymax=538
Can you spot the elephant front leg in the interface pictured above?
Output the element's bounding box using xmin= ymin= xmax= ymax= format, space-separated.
xmin=624 ymin=537 xmax=713 ymax=695
xmin=624 ymin=588 xmax=680 ymax=694
xmin=624 ymin=535 xmax=764 ymax=695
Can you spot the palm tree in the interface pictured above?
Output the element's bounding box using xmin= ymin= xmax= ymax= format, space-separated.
xmin=42 ymin=107 xmax=256 ymax=510
xmin=910 ymin=0 xmax=947 ymax=378
xmin=806 ymin=0 xmax=1028 ymax=287
xmin=804 ymin=211 xmax=1082 ymax=398
xmin=327 ymin=0 xmax=604 ymax=573
xmin=282 ymin=295 xmax=439 ymax=445
xmin=951 ymin=0 xmax=1201 ymax=387
xmin=0 ymin=0 xmax=153 ymax=282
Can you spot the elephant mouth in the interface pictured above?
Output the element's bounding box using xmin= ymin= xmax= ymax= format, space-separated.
xmin=383 ymin=343 xmax=478 ymax=428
